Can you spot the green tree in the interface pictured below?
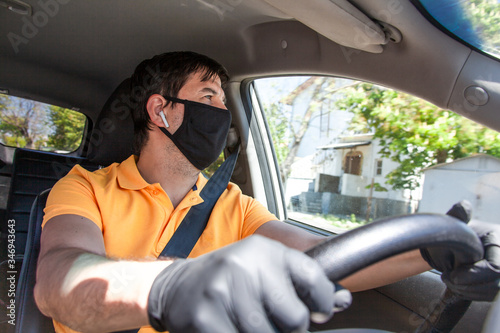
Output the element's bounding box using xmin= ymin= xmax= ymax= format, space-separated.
xmin=468 ymin=0 xmax=500 ymax=52
xmin=203 ymin=153 xmax=225 ymax=178
xmin=262 ymin=77 xmax=355 ymax=181
xmin=0 ymin=95 xmax=48 ymax=149
xmin=0 ymin=94 xmax=87 ymax=152
xmin=265 ymin=102 xmax=289 ymax=168
xmin=278 ymin=77 xmax=326 ymax=181
xmin=338 ymin=83 xmax=500 ymax=191
xmin=47 ymin=106 xmax=86 ymax=151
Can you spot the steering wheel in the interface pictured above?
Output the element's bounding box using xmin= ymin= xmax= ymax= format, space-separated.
xmin=305 ymin=213 xmax=485 ymax=333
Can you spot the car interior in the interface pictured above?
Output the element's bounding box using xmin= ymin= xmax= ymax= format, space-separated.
xmin=1 ymin=0 xmax=500 ymax=332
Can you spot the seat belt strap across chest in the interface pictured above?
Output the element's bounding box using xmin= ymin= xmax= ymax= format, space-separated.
xmin=159 ymin=144 xmax=240 ymax=258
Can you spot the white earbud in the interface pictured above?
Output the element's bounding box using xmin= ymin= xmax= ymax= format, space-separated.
xmin=159 ymin=111 xmax=170 ymax=128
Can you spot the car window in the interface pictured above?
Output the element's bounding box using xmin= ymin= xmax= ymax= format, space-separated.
xmin=253 ymin=76 xmax=500 ymax=233
xmin=0 ymin=93 xmax=86 ymax=153
xmin=203 ymin=152 xmax=225 ymax=178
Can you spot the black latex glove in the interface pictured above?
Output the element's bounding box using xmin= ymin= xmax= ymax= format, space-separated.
xmin=442 ymin=220 xmax=500 ymax=301
xmin=421 ymin=200 xmax=500 ymax=301
xmin=147 ymin=235 xmax=352 ymax=333
xmin=420 ymin=200 xmax=473 ymax=272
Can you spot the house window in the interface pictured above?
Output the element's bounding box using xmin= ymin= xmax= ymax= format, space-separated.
xmin=344 ymin=151 xmax=362 ymax=175
xmin=376 ymin=159 xmax=383 ymax=175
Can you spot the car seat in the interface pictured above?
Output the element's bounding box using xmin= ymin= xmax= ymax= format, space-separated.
xmin=14 ymin=78 xmax=135 ymax=333
xmin=13 ymin=189 xmax=52 ymax=333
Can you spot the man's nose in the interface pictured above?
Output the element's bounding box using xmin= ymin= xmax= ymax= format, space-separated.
xmin=214 ymin=98 xmax=228 ymax=110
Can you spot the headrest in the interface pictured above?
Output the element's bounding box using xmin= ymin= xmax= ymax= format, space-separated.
xmin=87 ymin=78 xmax=135 ymax=166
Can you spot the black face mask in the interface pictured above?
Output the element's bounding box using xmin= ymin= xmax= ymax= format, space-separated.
xmin=159 ymin=96 xmax=232 ymax=170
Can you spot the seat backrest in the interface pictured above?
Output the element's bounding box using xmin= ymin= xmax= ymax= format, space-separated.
xmin=2 ymin=77 xmax=133 ymax=260
xmin=0 ymin=149 xmax=99 ymax=331
xmin=3 ymin=149 xmax=99 ymax=259
xmin=14 ymin=189 xmax=54 ymax=333
xmin=12 ymin=78 xmax=135 ymax=332
xmin=87 ymin=78 xmax=135 ymax=166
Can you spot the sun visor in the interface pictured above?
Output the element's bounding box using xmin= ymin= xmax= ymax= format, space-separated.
xmin=262 ymin=0 xmax=390 ymax=53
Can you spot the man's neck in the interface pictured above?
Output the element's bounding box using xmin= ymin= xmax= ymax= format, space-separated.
xmin=136 ymin=143 xmax=199 ymax=208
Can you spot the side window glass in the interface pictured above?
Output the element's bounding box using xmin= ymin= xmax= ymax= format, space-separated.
xmin=0 ymin=93 xmax=86 ymax=153
xmin=253 ymin=76 xmax=500 ymax=232
xmin=203 ymin=152 xmax=225 ymax=178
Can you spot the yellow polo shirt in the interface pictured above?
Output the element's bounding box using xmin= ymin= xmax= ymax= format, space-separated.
xmin=42 ymin=155 xmax=277 ymax=333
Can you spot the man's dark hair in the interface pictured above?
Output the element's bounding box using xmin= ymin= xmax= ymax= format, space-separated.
xmin=130 ymin=51 xmax=229 ymax=154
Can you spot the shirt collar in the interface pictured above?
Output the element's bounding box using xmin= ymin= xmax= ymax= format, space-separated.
xmin=117 ymin=155 xmax=150 ymax=190
xmin=117 ymin=155 xmax=208 ymax=191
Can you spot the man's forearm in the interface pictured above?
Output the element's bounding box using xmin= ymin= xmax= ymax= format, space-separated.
xmin=35 ymin=248 xmax=170 ymax=332
xmin=339 ymin=249 xmax=432 ymax=292
xmin=255 ymin=221 xmax=432 ymax=292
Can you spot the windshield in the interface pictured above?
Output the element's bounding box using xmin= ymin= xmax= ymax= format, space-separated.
xmin=253 ymin=76 xmax=500 ymax=232
xmin=418 ymin=0 xmax=500 ymax=59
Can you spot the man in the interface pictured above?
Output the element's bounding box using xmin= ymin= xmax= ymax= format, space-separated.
xmin=34 ymin=51 xmax=500 ymax=333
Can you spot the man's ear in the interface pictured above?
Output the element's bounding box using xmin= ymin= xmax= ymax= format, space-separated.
xmin=146 ymin=94 xmax=168 ymax=128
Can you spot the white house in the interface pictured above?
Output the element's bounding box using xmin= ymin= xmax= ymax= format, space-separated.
xmin=286 ymin=133 xmax=419 ymax=220
xmin=313 ymin=134 xmax=414 ymax=202
xmin=274 ymin=77 xmax=417 ymax=219
xmin=418 ymin=154 xmax=500 ymax=224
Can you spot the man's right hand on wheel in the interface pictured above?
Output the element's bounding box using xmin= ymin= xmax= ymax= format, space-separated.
xmin=147 ymin=235 xmax=352 ymax=333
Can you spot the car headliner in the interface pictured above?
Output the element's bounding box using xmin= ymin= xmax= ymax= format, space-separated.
xmin=0 ymin=0 xmax=499 ymax=131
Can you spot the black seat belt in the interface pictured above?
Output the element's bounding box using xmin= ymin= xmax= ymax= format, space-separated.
xmin=159 ymin=144 xmax=240 ymax=258
xmin=116 ymin=145 xmax=240 ymax=333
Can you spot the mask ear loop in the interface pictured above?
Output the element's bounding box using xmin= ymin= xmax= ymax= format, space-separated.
xmin=160 ymin=111 xmax=170 ymax=128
